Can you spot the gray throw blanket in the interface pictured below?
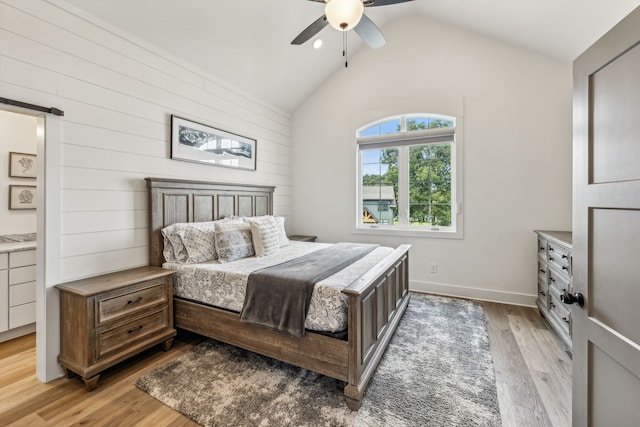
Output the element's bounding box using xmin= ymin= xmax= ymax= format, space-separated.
xmin=240 ymin=242 xmax=378 ymax=338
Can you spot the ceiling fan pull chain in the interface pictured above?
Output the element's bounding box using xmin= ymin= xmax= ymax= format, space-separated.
xmin=343 ymin=30 xmax=348 ymax=68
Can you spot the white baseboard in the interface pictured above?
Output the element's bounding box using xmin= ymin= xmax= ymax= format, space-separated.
xmin=410 ymin=279 xmax=537 ymax=307
xmin=0 ymin=323 xmax=36 ymax=344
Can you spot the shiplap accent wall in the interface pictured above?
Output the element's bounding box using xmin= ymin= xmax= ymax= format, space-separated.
xmin=1 ymin=0 xmax=291 ymax=280
xmin=0 ymin=0 xmax=292 ymax=381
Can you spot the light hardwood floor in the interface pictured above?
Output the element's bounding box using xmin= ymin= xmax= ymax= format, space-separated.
xmin=0 ymin=301 xmax=571 ymax=426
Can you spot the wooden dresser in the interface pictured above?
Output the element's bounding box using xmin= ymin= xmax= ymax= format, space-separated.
xmin=535 ymin=230 xmax=572 ymax=350
xmin=56 ymin=266 xmax=176 ymax=390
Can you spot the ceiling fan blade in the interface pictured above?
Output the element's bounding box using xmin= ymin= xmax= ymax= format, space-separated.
xmin=364 ymin=0 xmax=414 ymax=6
xmin=291 ymin=15 xmax=329 ymax=45
xmin=354 ymin=14 xmax=386 ymax=49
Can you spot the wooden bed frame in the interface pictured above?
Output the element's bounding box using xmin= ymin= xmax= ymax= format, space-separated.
xmin=146 ymin=177 xmax=411 ymax=410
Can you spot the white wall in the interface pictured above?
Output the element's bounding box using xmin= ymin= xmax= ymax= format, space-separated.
xmin=0 ymin=110 xmax=38 ymax=234
xmin=291 ymin=15 xmax=573 ymax=306
xmin=0 ymin=0 xmax=292 ymax=381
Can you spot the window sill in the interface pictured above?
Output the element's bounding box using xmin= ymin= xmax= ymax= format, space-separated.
xmin=353 ymin=225 xmax=463 ymax=239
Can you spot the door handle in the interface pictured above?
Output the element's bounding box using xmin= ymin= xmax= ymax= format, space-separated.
xmin=561 ymin=291 xmax=584 ymax=308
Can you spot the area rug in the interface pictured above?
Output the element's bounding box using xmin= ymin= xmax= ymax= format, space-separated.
xmin=135 ymin=293 xmax=501 ymax=426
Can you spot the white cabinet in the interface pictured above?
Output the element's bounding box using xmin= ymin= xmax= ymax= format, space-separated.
xmin=8 ymin=249 xmax=36 ymax=329
xmin=0 ymin=248 xmax=36 ymax=335
xmin=535 ymin=230 xmax=572 ymax=350
xmin=0 ymin=253 xmax=8 ymax=333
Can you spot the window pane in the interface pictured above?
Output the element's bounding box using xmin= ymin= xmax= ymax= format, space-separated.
xmin=408 ymin=143 xmax=452 ymax=227
xmin=359 ymin=118 xmax=402 ymax=137
xmin=405 ymin=116 xmax=454 ymax=131
xmin=362 ymin=148 xmax=398 ymax=225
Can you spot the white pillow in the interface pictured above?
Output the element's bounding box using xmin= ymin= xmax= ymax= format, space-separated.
xmin=214 ymin=222 xmax=255 ymax=263
xmin=274 ymin=216 xmax=289 ymax=247
xmin=248 ymin=216 xmax=281 ymax=257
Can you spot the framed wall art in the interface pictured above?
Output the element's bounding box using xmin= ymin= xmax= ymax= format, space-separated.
xmin=170 ymin=115 xmax=256 ymax=171
xmin=9 ymin=185 xmax=36 ymax=210
xmin=9 ymin=152 xmax=37 ymax=178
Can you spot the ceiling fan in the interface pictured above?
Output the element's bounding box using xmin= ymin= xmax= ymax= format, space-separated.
xmin=291 ymin=0 xmax=415 ymax=50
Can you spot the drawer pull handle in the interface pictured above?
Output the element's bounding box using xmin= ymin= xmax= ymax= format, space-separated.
xmin=128 ymin=325 xmax=143 ymax=334
xmin=539 ymin=247 xmax=545 ymax=251
xmin=561 ymin=254 xmax=567 ymax=259
xmin=539 ymin=291 xmax=546 ymax=296
xmin=550 ymin=302 xmax=555 ymax=308
xmin=540 ymin=269 xmax=546 ymax=274
xmin=127 ymin=297 xmax=143 ymax=305
xmin=562 ymin=266 xmax=568 ymax=271
xmin=549 ymin=277 xmax=555 ymax=282
xmin=562 ymin=317 xmax=570 ymax=324
xmin=549 ymin=247 xmax=554 ymax=251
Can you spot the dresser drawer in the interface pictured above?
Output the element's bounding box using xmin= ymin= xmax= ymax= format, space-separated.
xmin=96 ymin=281 xmax=168 ymax=325
xmin=538 ymin=260 xmax=548 ymax=284
xmin=0 ymin=253 xmax=7 ymax=270
xmin=548 ymin=242 xmax=570 ymax=270
xmin=537 ymin=238 xmax=547 ymax=258
xmin=548 ymin=294 xmax=570 ymax=336
xmin=9 ymin=249 xmax=36 ymax=268
xmin=537 ymin=280 xmax=549 ymax=309
xmin=96 ymin=308 xmax=169 ymax=360
xmin=548 ymin=268 xmax=570 ymax=293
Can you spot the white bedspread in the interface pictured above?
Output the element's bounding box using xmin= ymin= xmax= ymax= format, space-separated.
xmin=163 ymin=241 xmax=393 ymax=332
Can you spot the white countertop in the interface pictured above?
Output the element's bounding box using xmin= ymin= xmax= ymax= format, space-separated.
xmin=0 ymin=233 xmax=37 ymax=254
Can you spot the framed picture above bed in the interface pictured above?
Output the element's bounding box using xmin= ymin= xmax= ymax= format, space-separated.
xmin=170 ymin=115 xmax=256 ymax=171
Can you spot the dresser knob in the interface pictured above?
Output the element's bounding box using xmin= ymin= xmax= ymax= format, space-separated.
xmin=127 ymin=296 xmax=143 ymax=305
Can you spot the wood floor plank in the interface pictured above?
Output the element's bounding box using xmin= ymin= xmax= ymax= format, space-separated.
xmin=0 ymin=301 xmax=571 ymax=427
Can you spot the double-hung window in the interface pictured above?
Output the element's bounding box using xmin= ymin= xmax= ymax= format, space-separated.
xmin=356 ymin=114 xmax=463 ymax=238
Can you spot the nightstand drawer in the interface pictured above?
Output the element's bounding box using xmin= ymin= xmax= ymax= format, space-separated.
xmin=97 ymin=281 xmax=167 ymax=325
xmin=96 ymin=308 xmax=169 ymax=360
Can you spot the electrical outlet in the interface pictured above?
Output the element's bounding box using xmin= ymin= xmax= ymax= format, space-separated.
xmin=429 ymin=263 xmax=437 ymax=273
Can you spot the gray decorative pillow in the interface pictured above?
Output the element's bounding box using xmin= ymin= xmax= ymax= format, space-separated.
xmin=248 ymin=216 xmax=281 ymax=257
xmin=177 ymin=222 xmax=217 ymax=264
xmin=215 ymin=222 xmax=255 ymax=263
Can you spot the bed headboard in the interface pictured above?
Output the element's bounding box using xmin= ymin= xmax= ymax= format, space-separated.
xmin=146 ymin=177 xmax=275 ymax=267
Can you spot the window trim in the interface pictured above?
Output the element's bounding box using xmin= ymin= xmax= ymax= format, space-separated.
xmin=354 ymin=114 xmax=464 ymax=240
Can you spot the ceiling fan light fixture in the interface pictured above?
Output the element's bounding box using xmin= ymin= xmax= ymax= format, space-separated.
xmin=325 ymin=0 xmax=364 ymax=31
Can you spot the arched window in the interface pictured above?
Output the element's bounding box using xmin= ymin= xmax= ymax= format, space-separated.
xmin=356 ymin=114 xmax=462 ymax=238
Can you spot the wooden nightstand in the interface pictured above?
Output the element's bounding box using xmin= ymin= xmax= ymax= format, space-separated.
xmin=56 ymin=266 xmax=176 ymax=390
xmin=287 ymin=235 xmax=317 ymax=242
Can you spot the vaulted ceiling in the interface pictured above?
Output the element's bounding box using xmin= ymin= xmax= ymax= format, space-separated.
xmin=60 ymin=0 xmax=640 ymax=113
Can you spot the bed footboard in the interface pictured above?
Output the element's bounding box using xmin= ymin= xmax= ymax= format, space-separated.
xmin=342 ymin=244 xmax=411 ymax=410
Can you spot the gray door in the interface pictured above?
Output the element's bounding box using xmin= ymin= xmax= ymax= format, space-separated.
xmin=571 ymin=6 xmax=640 ymax=426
